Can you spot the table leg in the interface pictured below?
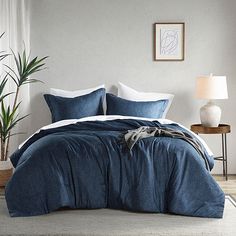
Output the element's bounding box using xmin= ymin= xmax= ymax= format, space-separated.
xmin=222 ymin=134 xmax=225 ymax=176
xmin=224 ymin=134 xmax=228 ymax=181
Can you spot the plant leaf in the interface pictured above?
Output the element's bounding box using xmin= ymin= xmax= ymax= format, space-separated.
xmin=14 ymin=51 xmax=48 ymax=87
xmin=0 ymin=32 xmax=5 ymax=38
xmin=7 ymin=72 xmax=18 ymax=86
xmin=4 ymin=64 xmax=20 ymax=81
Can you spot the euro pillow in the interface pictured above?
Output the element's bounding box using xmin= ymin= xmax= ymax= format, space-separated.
xmin=118 ymin=82 xmax=174 ymax=118
xmin=44 ymin=88 xmax=105 ymax=123
xmin=50 ymin=84 xmax=105 ymax=98
xmin=106 ymin=93 xmax=168 ymax=119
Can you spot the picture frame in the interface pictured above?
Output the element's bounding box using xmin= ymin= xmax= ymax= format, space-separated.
xmin=154 ymin=22 xmax=185 ymax=61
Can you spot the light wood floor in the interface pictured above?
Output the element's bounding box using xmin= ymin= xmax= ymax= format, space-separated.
xmin=1 ymin=175 xmax=236 ymax=198
xmin=213 ymin=175 xmax=236 ymax=199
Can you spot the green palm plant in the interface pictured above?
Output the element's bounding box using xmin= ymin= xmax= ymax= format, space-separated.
xmin=0 ymin=32 xmax=48 ymax=161
xmin=0 ymin=102 xmax=28 ymax=161
xmin=0 ymin=33 xmax=9 ymax=62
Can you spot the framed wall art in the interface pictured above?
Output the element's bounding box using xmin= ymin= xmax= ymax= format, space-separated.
xmin=154 ymin=22 xmax=185 ymax=61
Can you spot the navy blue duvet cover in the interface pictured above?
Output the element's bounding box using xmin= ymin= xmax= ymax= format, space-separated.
xmin=5 ymin=118 xmax=225 ymax=218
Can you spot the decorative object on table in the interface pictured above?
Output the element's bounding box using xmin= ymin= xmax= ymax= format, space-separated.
xmin=195 ymin=73 xmax=228 ymax=127
xmin=0 ymin=32 xmax=48 ymax=187
xmin=191 ymin=124 xmax=230 ymax=180
xmin=154 ymin=22 xmax=185 ymax=61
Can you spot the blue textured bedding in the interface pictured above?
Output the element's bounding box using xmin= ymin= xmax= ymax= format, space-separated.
xmin=5 ymin=118 xmax=225 ymax=217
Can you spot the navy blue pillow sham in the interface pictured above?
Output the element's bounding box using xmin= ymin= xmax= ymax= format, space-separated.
xmin=106 ymin=93 xmax=168 ymax=119
xmin=44 ymin=88 xmax=105 ymax=122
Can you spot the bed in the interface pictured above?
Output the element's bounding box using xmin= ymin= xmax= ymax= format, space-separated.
xmin=5 ymin=84 xmax=225 ymax=218
xmin=5 ymin=115 xmax=224 ymax=217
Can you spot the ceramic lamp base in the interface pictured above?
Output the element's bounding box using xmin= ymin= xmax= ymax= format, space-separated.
xmin=200 ymin=101 xmax=221 ymax=127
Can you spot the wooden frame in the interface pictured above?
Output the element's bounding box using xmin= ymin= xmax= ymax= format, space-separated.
xmin=154 ymin=22 xmax=185 ymax=61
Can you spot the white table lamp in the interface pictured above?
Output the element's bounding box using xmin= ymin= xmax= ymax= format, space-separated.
xmin=195 ymin=74 xmax=228 ymax=127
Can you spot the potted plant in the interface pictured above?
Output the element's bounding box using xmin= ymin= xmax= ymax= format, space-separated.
xmin=0 ymin=32 xmax=48 ymax=187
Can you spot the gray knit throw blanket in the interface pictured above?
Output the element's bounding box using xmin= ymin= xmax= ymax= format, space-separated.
xmin=124 ymin=126 xmax=210 ymax=171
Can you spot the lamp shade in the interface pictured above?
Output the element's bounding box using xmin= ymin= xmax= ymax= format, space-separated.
xmin=196 ymin=75 xmax=228 ymax=100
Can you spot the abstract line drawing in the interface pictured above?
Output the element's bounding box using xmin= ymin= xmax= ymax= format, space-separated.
xmin=160 ymin=29 xmax=179 ymax=55
xmin=154 ymin=23 xmax=184 ymax=61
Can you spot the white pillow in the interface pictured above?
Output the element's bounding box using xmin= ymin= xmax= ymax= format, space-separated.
xmin=50 ymin=84 xmax=105 ymax=98
xmin=118 ymin=82 xmax=174 ymax=118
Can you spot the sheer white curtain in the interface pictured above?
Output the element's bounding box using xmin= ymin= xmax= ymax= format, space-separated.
xmin=0 ymin=0 xmax=30 ymax=152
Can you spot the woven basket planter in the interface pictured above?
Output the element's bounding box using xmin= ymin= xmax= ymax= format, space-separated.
xmin=0 ymin=160 xmax=13 ymax=187
xmin=0 ymin=168 xmax=13 ymax=187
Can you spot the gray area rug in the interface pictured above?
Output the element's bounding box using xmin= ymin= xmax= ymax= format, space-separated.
xmin=0 ymin=195 xmax=235 ymax=236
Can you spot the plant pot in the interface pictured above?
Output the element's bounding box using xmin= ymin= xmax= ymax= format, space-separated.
xmin=0 ymin=159 xmax=13 ymax=187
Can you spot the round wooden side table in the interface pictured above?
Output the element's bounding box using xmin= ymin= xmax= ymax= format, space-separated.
xmin=191 ymin=124 xmax=231 ymax=180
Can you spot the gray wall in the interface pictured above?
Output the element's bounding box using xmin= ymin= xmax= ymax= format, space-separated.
xmin=29 ymin=0 xmax=236 ymax=174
